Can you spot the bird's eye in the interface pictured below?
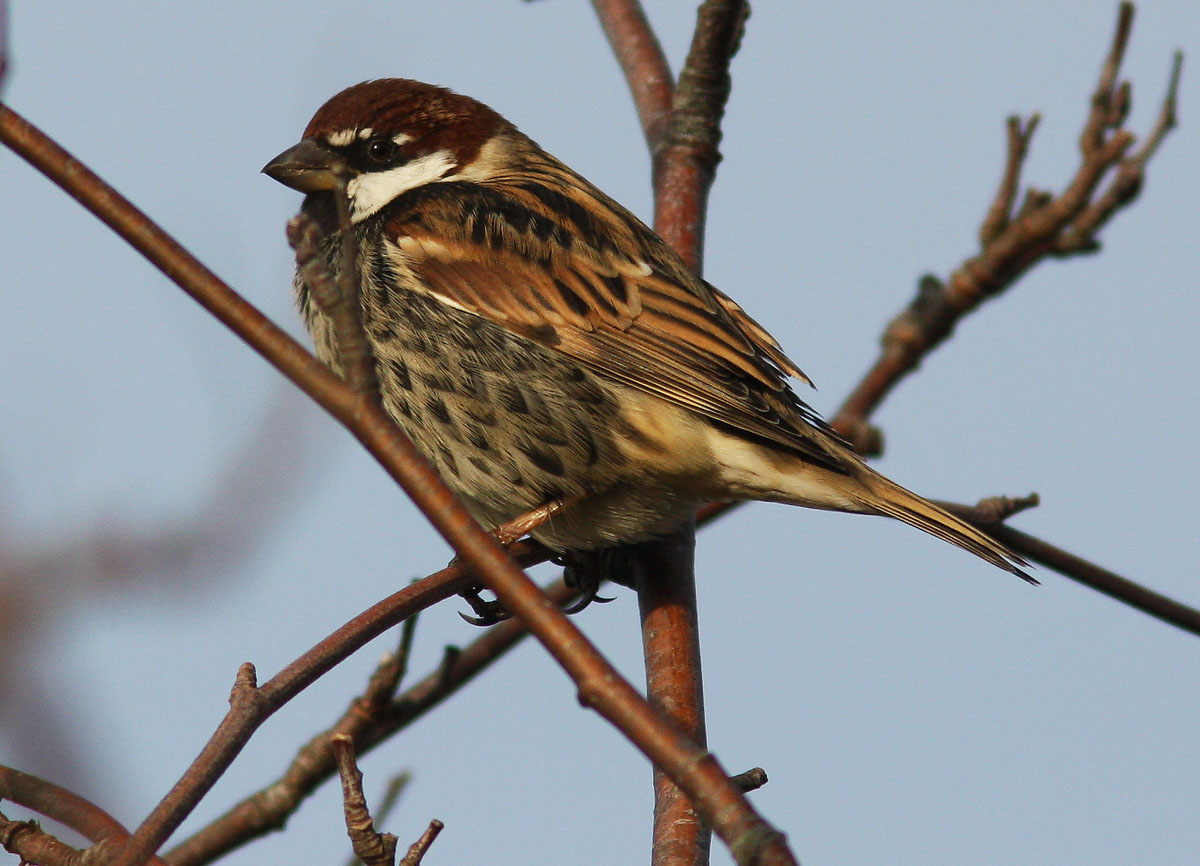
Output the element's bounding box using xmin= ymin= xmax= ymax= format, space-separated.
xmin=365 ymin=137 xmax=400 ymax=167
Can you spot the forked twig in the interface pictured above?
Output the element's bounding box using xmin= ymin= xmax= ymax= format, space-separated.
xmin=0 ymin=766 xmax=171 ymax=866
xmin=832 ymin=2 xmax=1180 ymax=443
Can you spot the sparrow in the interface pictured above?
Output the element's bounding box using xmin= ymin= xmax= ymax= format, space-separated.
xmin=263 ymin=78 xmax=1031 ymax=583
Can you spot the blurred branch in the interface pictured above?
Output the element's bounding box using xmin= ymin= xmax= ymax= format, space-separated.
xmin=730 ymin=768 xmax=768 ymax=794
xmin=288 ymin=206 xmax=381 ymax=402
xmin=0 ymin=0 xmax=8 ymax=93
xmin=0 ymin=767 xmax=169 ymax=866
xmin=0 ymin=385 xmax=321 ymax=790
xmin=831 ymin=2 xmax=1180 ymax=449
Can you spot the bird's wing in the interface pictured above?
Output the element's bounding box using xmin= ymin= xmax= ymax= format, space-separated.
xmin=382 ymin=180 xmax=849 ymax=472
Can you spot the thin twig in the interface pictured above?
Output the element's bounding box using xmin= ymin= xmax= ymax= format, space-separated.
xmin=1059 ymin=49 xmax=1183 ymax=250
xmin=831 ymin=3 xmax=1176 ymax=442
xmin=332 ymin=736 xmax=398 ymax=866
xmin=132 ymin=554 xmax=535 ymax=866
xmin=979 ymin=114 xmax=1040 ymax=245
xmin=397 ymin=820 xmax=443 ymax=866
xmin=992 ymin=525 xmax=1200 ymax=639
xmin=693 ymin=496 xmax=1200 ymax=638
xmin=0 ymin=766 xmax=127 ymax=846
xmin=165 ymin=571 xmax=560 ymax=866
xmin=0 ymin=807 xmax=95 ymax=866
xmin=365 ymin=776 xmax=412 ymax=840
xmin=730 ymin=768 xmax=768 ymax=794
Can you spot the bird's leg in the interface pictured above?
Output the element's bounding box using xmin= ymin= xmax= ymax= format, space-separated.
xmin=458 ymin=493 xmax=583 ymax=625
xmin=489 ymin=494 xmax=579 ymax=546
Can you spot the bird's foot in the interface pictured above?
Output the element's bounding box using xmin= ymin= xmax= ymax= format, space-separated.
xmin=457 ymin=585 xmax=512 ymax=626
xmin=556 ymin=550 xmax=619 ymax=614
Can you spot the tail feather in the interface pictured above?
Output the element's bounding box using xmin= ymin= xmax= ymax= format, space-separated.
xmin=856 ymin=471 xmax=1036 ymax=584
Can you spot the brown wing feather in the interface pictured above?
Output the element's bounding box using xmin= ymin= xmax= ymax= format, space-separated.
xmin=382 ymin=153 xmax=847 ymax=471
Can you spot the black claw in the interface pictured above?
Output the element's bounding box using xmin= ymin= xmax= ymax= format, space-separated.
xmin=458 ymin=586 xmax=512 ymax=626
xmin=558 ymin=548 xmax=626 ymax=614
xmin=560 ymin=590 xmax=616 ymax=615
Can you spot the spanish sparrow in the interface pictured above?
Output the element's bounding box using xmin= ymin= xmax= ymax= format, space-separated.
xmin=264 ymin=79 xmax=1030 ymax=581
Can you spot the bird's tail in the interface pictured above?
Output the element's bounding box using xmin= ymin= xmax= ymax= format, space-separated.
xmin=853 ymin=469 xmax=1035 ymax=583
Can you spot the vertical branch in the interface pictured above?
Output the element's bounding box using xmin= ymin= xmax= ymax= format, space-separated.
xmin=592 ymin=0 xmax=674 ymax=148
xmin=644 ymin=6 xmax=747 ymax=865
xmin=654 ymin=0 xmax=748 ymax=267
xmin=597 ymin=2 xmax=751 ymax=865
xmin=0 ymin=0 xmax=9 ymax=92
xmin=635 ymin=525 xmax=709 ymax=866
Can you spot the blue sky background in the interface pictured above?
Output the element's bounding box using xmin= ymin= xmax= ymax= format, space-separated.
xmin=2 ymin=3 xmax=1198 ymax=865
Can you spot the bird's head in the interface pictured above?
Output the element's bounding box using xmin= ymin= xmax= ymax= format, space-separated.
xmin=263 ymin=78 xmax=511 ymax=223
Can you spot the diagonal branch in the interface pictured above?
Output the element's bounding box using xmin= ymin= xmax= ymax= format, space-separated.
xmin=831 ymin=2 xmax=1178 ymax=444
xmin=0 ymin=100 xmax=792 ymax=866
xmin=164 ymin=573 xmax=562 ymax=866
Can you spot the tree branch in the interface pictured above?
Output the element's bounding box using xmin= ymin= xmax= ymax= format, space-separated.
xmin=0 ymin=767 xmax=170 ymax=866
xmin=591 ymin=0 xmax=674 ymax=148
xmin=0 ymin=105 xmax=784 ymax=866
xmin=831 ymin=2 xmax=1178 ymax=444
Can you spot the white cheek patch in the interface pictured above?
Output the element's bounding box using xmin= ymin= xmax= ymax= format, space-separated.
xmin=346 ymin=149 xmax=457 ymax=223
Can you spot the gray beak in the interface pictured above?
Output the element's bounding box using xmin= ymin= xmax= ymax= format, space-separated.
xmin=261 ymin=139 xmax=343 ymax=192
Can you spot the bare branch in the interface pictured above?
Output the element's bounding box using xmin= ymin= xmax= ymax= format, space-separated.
xmin=653 ymin=0 xmax=749 ymax=266
xmin=332 ymin=736 xmax=398 ymax=866
xmin=600 ymin=3 xmax=790 ymax=865
xmin=831 ymin=3 xmax=1176 ymax=441
xmin=591 ymin=0 xmax=674 ymax=148
xmin=979 ymin=114 xmax=1040 ymax=245
xmin=694 ymin=495 xmax=1200 ymax=639
xmin=165 ymin=567 xmax=562 ymax=866
xmin=0 ymin=767 xmax=170 ymax=866
xmin=397 ymin=820 xmax=443 ymax=866
xmin=993 ymin=525 xmax=1200 ymax=639
xmin=730 ymin=768 xmax=768 ymax=794
xmin=287 ymin=212 xmax=380 ymax=402
xmin=0 ymin=808 xmax=87 ymax=866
